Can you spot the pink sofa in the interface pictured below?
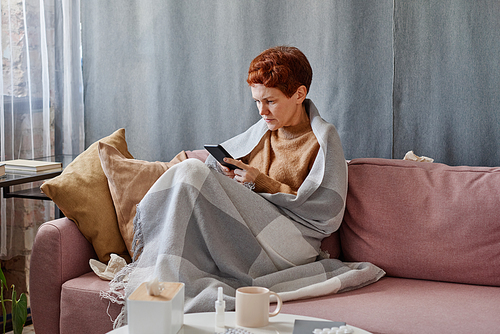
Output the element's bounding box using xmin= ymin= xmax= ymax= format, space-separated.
xmin=30 ymin=158 xmax=500 ymax=334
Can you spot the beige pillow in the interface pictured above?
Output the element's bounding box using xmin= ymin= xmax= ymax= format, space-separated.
xmin=41 ymin=129 xmax=133 ymax=263
xmin=98 ymin=142 xmax=188 ymax=257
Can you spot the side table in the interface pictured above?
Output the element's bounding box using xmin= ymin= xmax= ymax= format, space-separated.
xmin=0 ymin=155 xmax=75 ymax=218
xmin=106 ymin=312 xmax=372 ymax=334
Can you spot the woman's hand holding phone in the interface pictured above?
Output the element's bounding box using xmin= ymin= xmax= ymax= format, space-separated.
xmin=204 ymin=144 xmax=260 ymax=184
xmin=221 ymin=158 xmax=260 ymax=184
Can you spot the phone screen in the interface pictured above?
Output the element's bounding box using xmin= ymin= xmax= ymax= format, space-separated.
xmin=204 ymin=145 xmax=241 ymax=170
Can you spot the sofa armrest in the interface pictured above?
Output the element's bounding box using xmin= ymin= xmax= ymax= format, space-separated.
xmin=30 ymin=218 xmax=97 ymax=334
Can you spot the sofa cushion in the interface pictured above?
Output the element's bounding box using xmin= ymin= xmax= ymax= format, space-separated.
xmin=320 ymin=231 xmax=341 ymax=259
xmin=185 ymin=149 xmax=209 ymax=162
xmin=98 ymin=142 xmax=188 ymax=257
xmin=281 ymin=277 xmax=500 ymax=334
xmin=41 ymin=129 xmax=133 ymax=263
xmin=60 ymin=272 xmax=122 ymax=334
xmin=340 ymin=158 xmax=500 ymax=286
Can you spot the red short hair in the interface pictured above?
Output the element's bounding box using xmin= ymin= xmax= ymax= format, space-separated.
xmin=247 ymin=46 xmax=312 ymax=98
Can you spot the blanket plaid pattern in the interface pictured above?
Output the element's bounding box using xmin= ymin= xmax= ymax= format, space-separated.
xmin=127 ymin=160 xmax=384 ymax=312
xmin=108 ymin=100 xmax=384 ymax=326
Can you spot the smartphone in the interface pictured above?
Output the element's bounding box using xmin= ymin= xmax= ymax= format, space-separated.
xmin=204 ymin=144 xmax=241 ymax=170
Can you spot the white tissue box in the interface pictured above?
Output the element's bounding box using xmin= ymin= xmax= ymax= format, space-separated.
xmin=127 ymin=282 xmax=184 ymax=334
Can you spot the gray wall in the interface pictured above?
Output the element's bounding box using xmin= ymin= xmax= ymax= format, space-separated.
xmin=82 ymin=1 xmax=500 ymax=166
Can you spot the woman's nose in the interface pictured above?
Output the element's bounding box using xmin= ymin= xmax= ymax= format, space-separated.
xmin=259 ymin=104 xmax=269 ymax=115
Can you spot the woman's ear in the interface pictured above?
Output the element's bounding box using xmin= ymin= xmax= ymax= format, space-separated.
xmin=295 ymin=85 xmax=307 ymax=104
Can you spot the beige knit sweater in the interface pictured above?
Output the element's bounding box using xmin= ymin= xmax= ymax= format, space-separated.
xmin=242 ymin=119 xmax=319 ymax=195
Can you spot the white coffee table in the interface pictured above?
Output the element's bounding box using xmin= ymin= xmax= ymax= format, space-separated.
xmin=106 ymin=312 xmax=372 ymax=334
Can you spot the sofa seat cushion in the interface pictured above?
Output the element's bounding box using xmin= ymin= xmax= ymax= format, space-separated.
xmin=281 ymin=277 xmax=500 ymax=334
xmin=340 ymin=158 xmax=500 ymax=286
xmin=60 ymin=272 xmax=122 ymax=334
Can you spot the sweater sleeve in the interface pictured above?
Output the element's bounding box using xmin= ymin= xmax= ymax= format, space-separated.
xmin=253 ymin=173 xmax=297 ymax=195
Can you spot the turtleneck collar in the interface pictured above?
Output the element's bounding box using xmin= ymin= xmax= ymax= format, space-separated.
xmin=277 ymin=116 xmax=312 ymax=140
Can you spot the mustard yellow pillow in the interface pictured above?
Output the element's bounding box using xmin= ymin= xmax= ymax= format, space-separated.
xmin=41 ymin=129 xmax=133 ymax=263
xmin=98 ymin=142 xmax=187 ymax=257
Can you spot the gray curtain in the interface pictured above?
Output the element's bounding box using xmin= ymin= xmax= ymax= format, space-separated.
xmin=81 ymin=0 xmax=500 ymax=167
xmin=393 ymin=1 xmax=500 ymax=166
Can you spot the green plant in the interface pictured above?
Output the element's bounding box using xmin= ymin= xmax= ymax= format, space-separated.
xmin=0 ymin=266 xmax=27 ymax=334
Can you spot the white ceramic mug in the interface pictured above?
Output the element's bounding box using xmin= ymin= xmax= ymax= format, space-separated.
xmin=235 ymin=286 xmax=283 ymax=328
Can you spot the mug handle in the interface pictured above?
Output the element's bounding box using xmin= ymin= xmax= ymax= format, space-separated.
xmin=269 ymin=291 xmax=282 ymax=317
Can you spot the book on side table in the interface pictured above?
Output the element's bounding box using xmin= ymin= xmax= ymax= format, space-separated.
xmin=2 ymin=159 xmax=62 ymax=174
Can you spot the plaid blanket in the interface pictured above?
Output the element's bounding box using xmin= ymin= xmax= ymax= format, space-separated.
xmin=109 ymin=100 xmax=384 ymax=325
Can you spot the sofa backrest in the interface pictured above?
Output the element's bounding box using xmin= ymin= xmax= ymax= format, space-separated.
xmin=340 ymin=158 xmax=500 ymax=287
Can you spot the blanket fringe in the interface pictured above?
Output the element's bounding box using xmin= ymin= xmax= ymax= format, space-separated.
xmin=100 ymin=203 xmax=145 ymax=329
xmin=100 ymin=263 xmax=136 ymax=329
xmin=113 ymin=309 xmax=127 ymax=330
xmin=100 ymin=212 xmax=144 ymax=329
xmin=131 ymin=208 xmax=145 ymax=262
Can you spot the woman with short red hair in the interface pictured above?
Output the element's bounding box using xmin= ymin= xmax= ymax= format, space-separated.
xmin=219 ymin=46 xmax=340 ymax=196
xmin=119 ymin=46 xmax=368 ymax=315
xmin=247 ymin=46 xmax=313 ymax=98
